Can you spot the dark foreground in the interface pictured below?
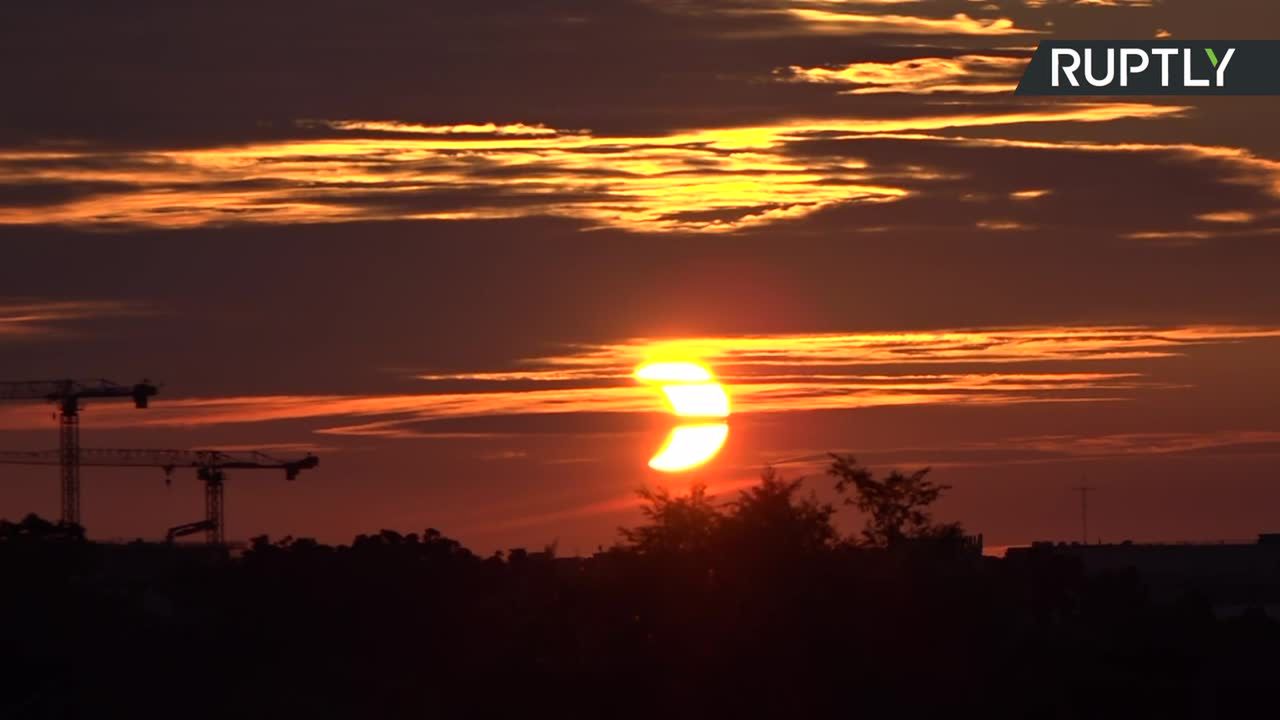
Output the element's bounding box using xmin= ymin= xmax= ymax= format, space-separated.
xmin=3 ymin=509 xmax=1278 ymax=719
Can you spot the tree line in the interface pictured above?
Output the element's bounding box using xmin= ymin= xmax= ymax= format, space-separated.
xmin=1 ymin=455 xmax=1275 ymax=719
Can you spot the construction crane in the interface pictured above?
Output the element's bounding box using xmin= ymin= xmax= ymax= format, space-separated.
xmin=0 ymin=448 xmax=317 ymax=544
xmin=0 ymin=379 xmax=157 ymax=526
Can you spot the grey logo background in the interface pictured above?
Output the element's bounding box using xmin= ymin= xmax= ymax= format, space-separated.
xmin=1016 ymin=40 xmax=1280 ymax=95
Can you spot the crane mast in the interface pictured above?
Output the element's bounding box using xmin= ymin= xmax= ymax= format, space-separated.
xmin=0 ymin=379 xmax=157 ymax=526
xmin=0 ymin=448 xmax=316 ymax=544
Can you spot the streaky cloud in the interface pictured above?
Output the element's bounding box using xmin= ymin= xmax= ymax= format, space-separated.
xmin=0 ymin=298 xmax=149 ymax=340
xmin=0 ymin=104 xmax=1184 ymax=233
xmin=0 ymin=324 xmax=1269 ymax=437
xmin=782 ymin=54 xmax=1026 ymax=94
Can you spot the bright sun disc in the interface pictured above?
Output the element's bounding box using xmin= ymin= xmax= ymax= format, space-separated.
xmin=648 ymin=423 xmax=730 ymax=472
xmin=635 ymin=359 xmax=731 ymax=472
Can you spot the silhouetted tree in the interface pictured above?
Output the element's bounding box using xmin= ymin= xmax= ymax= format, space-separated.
xmin=827 ymin=454 xmax=955 ymax=547
xmin=619 ymin=484 xmax=721 ymax=555
xmin=0 ymin=513 xmax=85 ymax=544
xmin=722 ymin=466 xmax=837 ymax=555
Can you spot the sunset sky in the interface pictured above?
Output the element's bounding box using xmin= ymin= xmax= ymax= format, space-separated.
xmin=3 ymin=0 xmax=1280 ymax=553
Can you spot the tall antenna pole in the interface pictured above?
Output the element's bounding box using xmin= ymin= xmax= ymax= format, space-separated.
xmin=1073 ymin=484 xmax=1095 ymax=544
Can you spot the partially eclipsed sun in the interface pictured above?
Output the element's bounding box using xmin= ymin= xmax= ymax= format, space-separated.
xmin=635 ymin=360 xmax=730 ymax=472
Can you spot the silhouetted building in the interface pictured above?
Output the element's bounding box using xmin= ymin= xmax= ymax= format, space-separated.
xmin=1007 ymin=534 xmax=1280 ymax=616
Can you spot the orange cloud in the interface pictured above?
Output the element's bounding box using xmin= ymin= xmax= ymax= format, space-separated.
xmin=307 ymin=120 xmax=567 ymax=136
xmin=783 ymin=10 xmax=1038 ymax=35
xmin=0 ymin=324 xmax=1269 ymax=437
xmin=0 ymin=104 xmax=1184 ymax=233
xmin=489 ymin=325 xmax=1280 ymax=377
xmin=783 ymin=55 xmax=1026 ymax=94
xmin=976 ymin=219 xmax=1032 ymax=230
xmin=1025 ymin=0 xmax=1155 ymax=6
xmin=1196 ymin=211 xmax=1256 ymax=223
xmin=0 ymin=299 xmax=148 ymax=339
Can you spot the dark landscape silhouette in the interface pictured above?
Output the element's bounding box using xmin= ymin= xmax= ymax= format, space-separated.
xmin=4 ymin=455 xmax=1277 ymax=719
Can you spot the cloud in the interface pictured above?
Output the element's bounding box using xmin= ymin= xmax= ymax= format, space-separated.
xmin=483 ymin=325 xmax=1280 ymax=376
xmin=1024 ymin=0 xmax=1156 ymax=6
xmin=751 ymin=427 xmax=1280 ymax=478
xmin=0 ymin=298 xmax=147 ymax=340
xmin=884 ymin=430 xmax=1280 ymax=470
xmin=1196 ymin=211 xmax=1255 ymax=223
xmin=0 ymin=375 xmax=1139 ymax=434
xmin=987 ymin=430 xmax=1280 ymax=458
xmin=782 ymin=54 xmax=1026 ymax=94
xmin=0 ymin=104 xmax=1185 ymax=234
xmin=783 ymin=9 xmax=1038 ymax=35
xmin=307 ymin=121 xmax=568 ymax=137
xmin=976 ymin=219 xmax=1032 ymax=230
xmin=774 ymin=132 xmax=1280 ymax=241
xmin=0 ymin=324 xmax=1273 ymax=437
xmin=477 ymin=449 xmax=530 ymax=462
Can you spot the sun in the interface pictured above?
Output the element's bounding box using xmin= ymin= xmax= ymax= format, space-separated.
xmin=634 ymin=360 xmax=730 ymax=473
xmin=647 ymin=423 xmax=730 ymax=473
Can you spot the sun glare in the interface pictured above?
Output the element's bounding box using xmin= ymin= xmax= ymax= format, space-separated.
xmin=634 ymin=361 xmax=714 ymax=383
xmin=660 ymin=383 xmax=731 ymax=418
